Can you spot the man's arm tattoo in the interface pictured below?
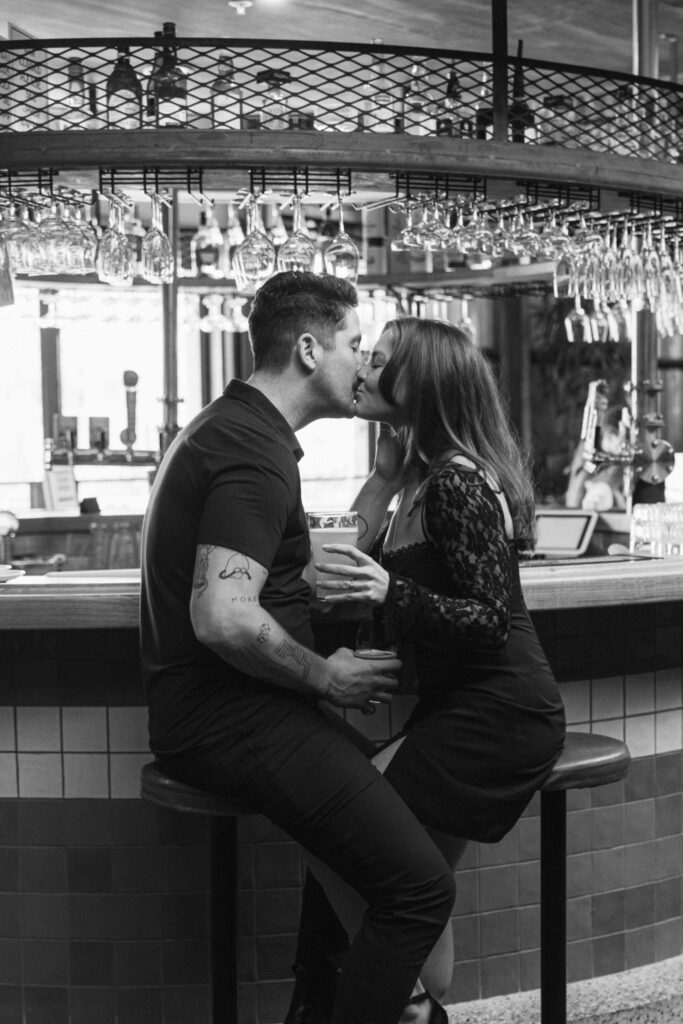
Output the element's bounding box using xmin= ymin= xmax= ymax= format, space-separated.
xmin=256 ymin=623 xmax=270 ymax=644
xmin=274 ymin=639 xmax=312 ymax=681
xmin=219 ymin=552 xmax=252 ymax=580
xmin=192 ymin=544 xmax=216 ymax=597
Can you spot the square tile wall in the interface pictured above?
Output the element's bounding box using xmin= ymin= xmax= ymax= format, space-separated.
xmin=0 ymin=609 xmax=682 ymax=1019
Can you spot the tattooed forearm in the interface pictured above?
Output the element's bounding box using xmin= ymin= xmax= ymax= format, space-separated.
xmin=220 ymin=644 xmax=303 ymax=681
xmin=274 ymin=639 xmax=312 ymax=681
xmin=256 ymin=623 xmax=270 ymax=644
xmin=192 ymin=544 xmax=216 ymax=597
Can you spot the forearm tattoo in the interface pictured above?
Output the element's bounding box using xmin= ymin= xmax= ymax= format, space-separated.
xmin=275 ymin=638 xmax=312 ymax=681
xmin=256 ymin=622 xmax=270 ymax=644
xmin=192 ymin=544 xmax=216 ymax=597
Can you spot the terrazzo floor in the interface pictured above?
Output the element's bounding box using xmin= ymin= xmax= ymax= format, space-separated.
xmin=445 ymin=955 xmax=683 ymax=1023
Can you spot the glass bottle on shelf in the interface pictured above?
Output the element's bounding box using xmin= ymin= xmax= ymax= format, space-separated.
xmin=60 ymin=57 xmax=90 ymax=129
xmin=609 ymin=84 xmax=639 ymax=156
xmin=359 ymin=58 xmax=400 ymax=133
xmin=145 ymin=30 xmax=163 ymax=122
xmin=538 ymin=92 xmax=577 ymax=147
xmin=403 ymin=63 xmax=437 ymax=135
xmin=474 ymin=70 xmax=493 ymax=140
xmin=107 ymin=45 xmax=143 ymax=129
xmin=256 ymin=69 xmax=291 ymax=129
xmin=151 ymin=22 xmax=188 ymax=127
xmin=435 ymin=63 xmax=460 ymax=136
xmin=508 ymin=40 xmax=536 ymax=143
xmin=190 ymin=202 xmax=226 ymax=279
xmin=210 ymin=52 xmax=242 ymax=129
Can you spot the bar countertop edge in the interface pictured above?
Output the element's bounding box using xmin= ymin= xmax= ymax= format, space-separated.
xmin=0 ymin=557 xmax=682 ymax=629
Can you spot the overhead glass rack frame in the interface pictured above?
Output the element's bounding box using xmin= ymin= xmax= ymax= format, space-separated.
xmin=1 ymin=37 xmax=683 ymax=211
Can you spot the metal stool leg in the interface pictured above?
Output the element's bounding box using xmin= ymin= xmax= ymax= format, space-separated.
xmin=540 ymin=789 xmax=567 ymax=1024
xmin=209 ymin=816 xmax=238 ymax=1024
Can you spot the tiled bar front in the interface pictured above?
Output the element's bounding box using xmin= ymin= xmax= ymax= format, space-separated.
xmin=0 ymin=585 xmax=681 ymax=1023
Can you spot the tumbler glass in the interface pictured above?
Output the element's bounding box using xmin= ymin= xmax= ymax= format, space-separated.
xmin=305 ymin=510 xmax=358 ymax=599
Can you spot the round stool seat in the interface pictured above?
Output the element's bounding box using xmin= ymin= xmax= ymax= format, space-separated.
xmin=140 ymin=761 xmax=247 ymax=817
xmin=542 ymin=731 xmax=631 ymax=792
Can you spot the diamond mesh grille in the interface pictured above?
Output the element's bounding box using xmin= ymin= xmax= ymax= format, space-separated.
xmin=1 ymin=37 xmax=680 ymax=164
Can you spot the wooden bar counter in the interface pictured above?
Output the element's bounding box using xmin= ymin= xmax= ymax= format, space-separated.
xmin=0 ymin=558 xmax=681 ymax=1023
xmin=2 ymin=554 xmax=683 ymax=629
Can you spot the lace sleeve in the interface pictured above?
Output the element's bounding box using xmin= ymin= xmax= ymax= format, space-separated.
xmin=383 ymin=466 xmax=511 ymax=647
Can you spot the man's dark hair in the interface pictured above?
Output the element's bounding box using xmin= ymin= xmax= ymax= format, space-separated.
xmin=248 ymin=271 xmax=358 ymax=372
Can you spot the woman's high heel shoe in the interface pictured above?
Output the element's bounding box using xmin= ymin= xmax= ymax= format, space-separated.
xmin=401 ymin=991 xmax=448 ymax=1024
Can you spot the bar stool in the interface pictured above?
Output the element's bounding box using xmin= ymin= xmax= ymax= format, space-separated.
xmin=141 ymin=731 xmax=631 ymax=1024
xmin=539 ymin=731 xmax=631 ymax=1024
xmin=140 ymin=762 xmax=249 ymax=1024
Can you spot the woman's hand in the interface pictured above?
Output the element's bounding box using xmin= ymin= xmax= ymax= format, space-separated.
xmin=315 ymin=544 xmax=390 ymax=606
xmin=372 ymin=423 xmax=405 ymax=491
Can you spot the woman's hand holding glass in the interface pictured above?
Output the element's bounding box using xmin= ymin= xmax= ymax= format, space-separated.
xmin=315 ymin=545 xmax=390 ymax=606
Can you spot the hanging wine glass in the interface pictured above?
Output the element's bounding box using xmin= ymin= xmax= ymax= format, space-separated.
xmin=264 ymin=202 xmax=289 ymax=246
xmin=277 ymin=194 xmax=317 ymax=273
xmin=141 ymin=192 xmax=174 ymax=284
xmin=597 ymin=221 xmax=620 ymax=306
xmin=553 ymin=247 xmax=577 ymax=300
xmin=656 ymin=223 xmax=679 ymax=336
xmin=0 ymin=198 xmax=40 ymax=274
xmin=564 ymin=292 xmax=593 ymax=343
xmin=323 ymin=195 xmax=360 ymax=283
xmin=640 ymin=219 xmax=660 ymax=312
xmin=36 ymin=197 xmax=71 ymax=275
xmin=199 ymin=293 xmax=233 ymax=333
xmin=616 ymin=220 xmax=644 ymax=309
xmin=390 ymin=202 xmax=421 ymax=252
xmin=64 ymin=191 xmax=98 ymax=275
xmin=232 ymin=195 xmax=276 ymax=295
xmin=96 ymin=196 xmax=136 ymax=287
xmin=537 ymin=205 xmax=570 ymax=261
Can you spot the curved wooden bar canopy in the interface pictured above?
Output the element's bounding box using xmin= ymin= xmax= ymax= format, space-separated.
xmin=4 ymin=130 xmax=683 ymax=202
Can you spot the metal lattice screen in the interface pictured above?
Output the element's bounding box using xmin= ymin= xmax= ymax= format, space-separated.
xmin=1 ymin=37 xmax=682 ymax=163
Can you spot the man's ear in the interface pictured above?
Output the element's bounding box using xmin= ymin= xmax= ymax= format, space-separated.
xmin=295 ymin=332 xmax=319 ymax=372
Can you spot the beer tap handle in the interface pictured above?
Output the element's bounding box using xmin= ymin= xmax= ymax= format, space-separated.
xmin=120 ymin=370 xmax=138 ymax=450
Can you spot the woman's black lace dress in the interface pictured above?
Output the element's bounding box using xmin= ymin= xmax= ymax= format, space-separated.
xmin=379 ymin=462 xmax=566 ymax=843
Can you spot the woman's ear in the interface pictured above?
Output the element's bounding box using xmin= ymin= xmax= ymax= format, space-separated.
xmin=295 ymin=332 xmax=319 ymax=372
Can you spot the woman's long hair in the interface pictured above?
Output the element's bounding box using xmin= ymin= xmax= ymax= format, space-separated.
xmin=378 ymin=317 xmax=536 ymax=545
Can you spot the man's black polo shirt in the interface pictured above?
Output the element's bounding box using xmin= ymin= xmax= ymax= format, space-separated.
xmin=140 ymin=379 xmax=313 ymax=753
